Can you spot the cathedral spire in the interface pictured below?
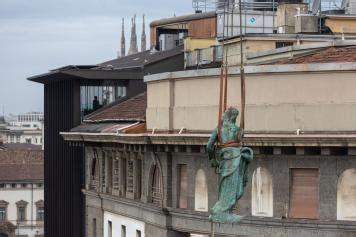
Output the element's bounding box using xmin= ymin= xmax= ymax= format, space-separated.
xmin=120 ymin=18 xmax=126 ymax=58
xmin=128 ymin=14 xmax=138 ymax=55
xmin=141 ymin=14 xmax=147 ymax=52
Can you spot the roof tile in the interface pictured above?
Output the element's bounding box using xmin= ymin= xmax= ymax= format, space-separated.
xmin=273 ymin=46 xmax=356 ymax=64
xmin=0 ymin=150 xmax=43 ymax=181
xmin=86 ymin=93 xmax=147 ymax=122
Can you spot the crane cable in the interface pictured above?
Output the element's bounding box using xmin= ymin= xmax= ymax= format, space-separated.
xmin=239 ymin=0 xmax=245 ymax=133
xmin=217 ymin=0 xmax=246 ymax=144
xmin=217 ymin=1 xmax=228 ymax=144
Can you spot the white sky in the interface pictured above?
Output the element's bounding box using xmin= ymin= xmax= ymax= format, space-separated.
xmin=0 ymin=0 xmax=193 ymax=114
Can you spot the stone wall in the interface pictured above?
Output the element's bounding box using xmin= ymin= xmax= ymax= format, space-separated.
xmin=83 ymin=144 xmax=356 ymax=237
xmin=145 ymin=64 xmax=356 ymax=132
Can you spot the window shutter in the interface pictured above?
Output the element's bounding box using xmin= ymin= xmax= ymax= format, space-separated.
xmin=289 ymin=168 xmax=319 ymax=219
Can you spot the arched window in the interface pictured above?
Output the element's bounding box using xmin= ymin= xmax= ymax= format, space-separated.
xmin=194 ymin=169 xmax=208 ymax=212
xmin=337 ymin=169 xmax=356 ymax=221
xmin=151 ymin=165 xmax=162 ymax=205
xmin=252 ymin=167 xmax=273 ymax=217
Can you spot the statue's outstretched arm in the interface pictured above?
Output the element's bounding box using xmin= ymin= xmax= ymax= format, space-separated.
xmin=207 ymin=128 xmax=218 ymax=152
xmin=207 ymin=128 xmax=219 ymax=167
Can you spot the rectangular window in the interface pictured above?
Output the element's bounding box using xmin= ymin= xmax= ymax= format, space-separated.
xmin=275 ymin=41 xmax=293 ymax=48
xmin=121 ymin=158 xmax=127 ymax=197
xmin=289 ymin=168 xmax=319 ymax=219
xmin=37 ymin=207 xmax=44 ymax=221
xmin=116 ymin=86 xmax=127 ymax=99
xmin=93 ymin=218 xmax=97 ymax=237
xmin=113 ymin=158 xmax=119 ymax=191
xmin=136 ymin=230 xmax=142 ymax=237
xmin=0 ymin=207 xmax=6 ymax=220
xmin=18 ymin=207 xmax=26 ymax=221
xmin=178 ymin=164 xmax=188 ymax=208
xmin=121 ymin=225 xmax=126 ymax=237
xmin=102 ymin=152 xmax=106 ymax=191
xmin=135 ymin=159 xmax=142 ymax=200
xmin=80 ymin=85 xmax=122 ymax=118
xmin=127 ymin=160 xmax=134 ymax=193
xmin=108 ymin=221 xmax=112 ymax=237
xmin=106 ymin=155 xmax=113 ymax=193
xmin=0 ymin=184 xmax=4 ymax=188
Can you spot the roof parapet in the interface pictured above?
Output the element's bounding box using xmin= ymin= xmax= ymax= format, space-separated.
xmin=246 ymin=40 xmax=356 ymax=60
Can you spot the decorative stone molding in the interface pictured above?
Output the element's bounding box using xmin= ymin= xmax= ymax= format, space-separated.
xmin=0 ymin=201 xmax=8 ymax=208
xmin=35 ymin=200 xmax=44 ymax=208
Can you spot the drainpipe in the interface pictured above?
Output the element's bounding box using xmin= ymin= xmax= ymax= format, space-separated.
xmin=31 ymin=183 xmax=33 ymax=230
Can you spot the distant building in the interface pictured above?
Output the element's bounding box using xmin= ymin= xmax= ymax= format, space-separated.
xmin=0 ymin=144 xmax=44 ymax=237
xmin=0 ymin=112 xmax=43 ymax=147
xmin=0 ymin=117 xmax=7 ymax=143
xmin=150 ymin=11 xmax=216 ymax=51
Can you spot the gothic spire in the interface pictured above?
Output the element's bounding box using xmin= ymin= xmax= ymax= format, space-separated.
xmin=128 ymin=14 xmax=138 ymax=55
xmin=141 ymin=14 xmax=147 ymax=52
xmin=120 ymin=18 xmax=126 ymax=58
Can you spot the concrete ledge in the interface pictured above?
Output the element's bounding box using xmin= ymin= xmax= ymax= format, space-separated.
xmin=144 ymin=62 xmax=356 ymax=83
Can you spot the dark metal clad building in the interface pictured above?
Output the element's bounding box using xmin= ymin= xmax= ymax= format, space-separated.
xmin=27 ymin=47 xmax=184 ymax=237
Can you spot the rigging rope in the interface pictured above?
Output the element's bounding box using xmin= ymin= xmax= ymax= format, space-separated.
xmin=239 ymin=0 xmax=245 ymax=132
xmin=217 ymin=0 xmax=246 ymax=144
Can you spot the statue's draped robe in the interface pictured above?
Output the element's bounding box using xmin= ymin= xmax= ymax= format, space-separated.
xmin=207 ymin=126 xmax=253 ymax=223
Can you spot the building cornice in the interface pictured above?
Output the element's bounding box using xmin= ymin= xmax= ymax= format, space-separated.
xmin=61 ymin=132 xmax=356 ymax=147
xmin=144 ymin=62 xmax=356 ymax=83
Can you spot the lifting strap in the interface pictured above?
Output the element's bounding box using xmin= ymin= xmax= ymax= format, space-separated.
xmin=217 ymin=0 xmax=246 ymax=144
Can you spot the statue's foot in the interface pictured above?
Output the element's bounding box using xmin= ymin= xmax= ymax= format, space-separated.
xmin=208 ymin=213 xmax=242 ymax=224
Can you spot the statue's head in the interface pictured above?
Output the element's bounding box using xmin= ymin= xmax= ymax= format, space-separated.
xmin=222 ymin=107 xmax=239 ymax=124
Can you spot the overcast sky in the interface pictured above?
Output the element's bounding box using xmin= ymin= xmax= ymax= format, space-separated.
xmin=0 ymin=0 xmax=193 ymax=115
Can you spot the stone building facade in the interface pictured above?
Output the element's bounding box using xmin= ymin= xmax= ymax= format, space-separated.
xmin=61 ymin=45 xmax=356 ymax=237
xmin=62 ymin=132 xmax=356 ymax=237
xmin=0 ymin=145 xmax=44 ymax=237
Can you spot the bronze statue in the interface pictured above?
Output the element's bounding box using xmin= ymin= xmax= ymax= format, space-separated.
xmin=207 ymin=107 xmax=253 ymax=223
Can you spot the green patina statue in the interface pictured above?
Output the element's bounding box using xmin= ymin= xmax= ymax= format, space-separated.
xmin=207 ymin=107 xmax=254 ymax=224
